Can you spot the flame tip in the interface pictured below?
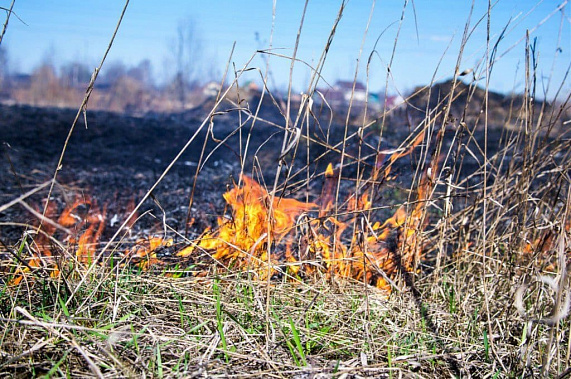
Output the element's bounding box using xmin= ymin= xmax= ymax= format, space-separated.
xmin=325 ymin=163 xmax=335 ymax=177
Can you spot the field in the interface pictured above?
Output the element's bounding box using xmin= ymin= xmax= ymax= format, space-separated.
xmin=1 ymin=1 xmax=570 ymax=378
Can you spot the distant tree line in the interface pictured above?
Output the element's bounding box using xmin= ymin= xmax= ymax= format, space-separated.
xmin=0 ymin=19 xmax=220 ymax=114
xmin=0 ymin=51 xmax=214 ymax=114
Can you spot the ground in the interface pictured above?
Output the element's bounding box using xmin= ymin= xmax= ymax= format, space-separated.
xmin=0 ymin=88 xmax=569 ymax=377
xmin=0 ymin=99 xmax=425 ymax=242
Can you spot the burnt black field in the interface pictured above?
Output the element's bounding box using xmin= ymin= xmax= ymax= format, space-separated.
xmin=0 ymin=82 xmax=565 ymax=245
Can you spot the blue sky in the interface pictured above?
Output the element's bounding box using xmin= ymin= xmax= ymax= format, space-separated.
xmin=2 ymin=0 xmax=570 ymax=99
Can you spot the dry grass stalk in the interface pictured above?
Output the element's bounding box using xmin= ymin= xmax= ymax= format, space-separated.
xmin=1 ymin=0 xmax=570 ymax=377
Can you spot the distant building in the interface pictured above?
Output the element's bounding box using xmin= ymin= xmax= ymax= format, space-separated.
xmin=334 ymin=80 xmax=368 ymax=103
xmin=381 ymin=94 xmax=405 ymax=110
xmin=318 ymin=80 xmax=368 ymax=107
xmin=202 ymin=81 xmax=221 ymax=98
xmin=315 ymin=80 xmax=403 ymax=111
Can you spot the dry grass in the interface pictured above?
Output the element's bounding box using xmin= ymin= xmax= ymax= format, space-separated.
xmin=1 ymin=0 xmax=571 ymax=377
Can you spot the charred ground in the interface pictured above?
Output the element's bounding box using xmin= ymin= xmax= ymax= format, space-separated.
xmin=0 ymin=81 xmax=562 ymax=243
xmin=1 ymin=80 xmax=569 ymax=377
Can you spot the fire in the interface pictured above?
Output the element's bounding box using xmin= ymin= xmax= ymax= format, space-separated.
xmin=58 ymin=196 xmax=107 ymax=264
xmin=347 ymin=166 xmax=436 ymax=290
xmin=325 ymin=163 xmax=335 ymax=177
xmin=126 ymin=236 xmax=173 ymax=271
xmin=176 ymin=151 xmax=436 ymax=292
xmin=7 ymin=195 xmax=107 ymax=285
xmin=7 ymin=182 xmax=424 ymax=292
xmin=293 ymin=163 xmax=434 ymax=291
xmin=319 ymin=163 xmax=338 ymax=216
xmin=7 ymin=129 xmax=437 ymax=294
xmin=373 ymin=130 xmax=425 ymax=182
xmin=8 ymin=201 xmax=61 ymax=285
xmin=522 ymin=213 xmax=571 ymax=272
xmin=7 ymin=126 xmax=569 ymax=297
xmin=179 ymin=176 xmax=317 ymax=278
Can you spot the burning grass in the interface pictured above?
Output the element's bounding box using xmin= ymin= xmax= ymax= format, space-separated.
xmin=2 ymin=113 xmax=570 ymax=377
xmin=1 ymin=1 xmax=571 ymax=377
xmin=3 ymin=137 xmax=436 ymax=293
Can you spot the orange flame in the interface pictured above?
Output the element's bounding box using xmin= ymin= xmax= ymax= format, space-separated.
xmin=325 ymin=163 xmax=335 ymax=177
xmin=126 ymin=236 xmax=173 ymax=271
xmin=174 ymin=152 xmax=437 ymax=292
xmin=60 ymin=196 xmax=107 ymax=265
xmin=182 ymin=176 xmax=317 ymax=278
xmin=8 ymin=196 xmax=107 ymax=285
xmin=8 ymin=130 xmax=440 ymax=294
xmin=319 ymin=163 xmax=339 ymax=216
xmin=373 ymin=130 xmax=425 ymax=182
